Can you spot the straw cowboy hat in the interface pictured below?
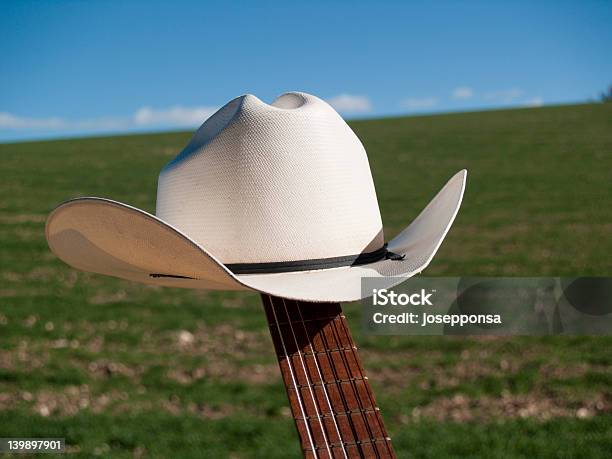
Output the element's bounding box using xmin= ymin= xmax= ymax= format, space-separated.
xmin=46 ymin=92 xmax=467 ymax=302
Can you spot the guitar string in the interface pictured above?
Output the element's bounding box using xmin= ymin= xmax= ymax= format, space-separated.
xmin=337 ymin=313 xmax=394 ymax=457
xmin=293 ymin=300 xmax=349 ymax=459
xmin=328 ymin=310 xmax=383 ymax=458
xmin=266 ymin=295 xmax=318 ymax=458
xmin=280 ymin=298 xmax=332 ymax=458
xmin=316 ymin=307 xmax=364 ymax=458
xmin=269 ymin=296 xmax=392 ymax=457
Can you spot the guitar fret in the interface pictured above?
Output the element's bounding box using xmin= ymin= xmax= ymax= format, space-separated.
xmin=267 ymin=314 xmax=346 ymax=327
xmin=288 ymin=376 xmax=367 ymax=389
xmin=304 ymin=436 xmax=393 ymax=452
xmin=305 ymin=347 xmax=357 ymax=356
xmin=273 ymin=346 xmax=357 ymax=357
xmin=267 ymin=337 xmax=357 ymax=356
xmin=296 ymin=407 xmax=381 ymax=420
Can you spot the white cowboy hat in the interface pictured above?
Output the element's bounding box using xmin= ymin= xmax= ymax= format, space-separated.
xmin=46 ymin=92 xmax=467 ymax=302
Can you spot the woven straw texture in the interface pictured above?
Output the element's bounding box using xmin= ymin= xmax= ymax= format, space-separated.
xmin=156 ymin=92 xmax=383 ymax=264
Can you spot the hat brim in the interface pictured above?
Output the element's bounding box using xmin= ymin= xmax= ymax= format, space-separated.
xmin=46 ymin=170 xmax=467 ymax=302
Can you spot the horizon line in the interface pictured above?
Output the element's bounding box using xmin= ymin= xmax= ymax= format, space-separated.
xmin=0 ymin=101 xmax=600 ymax=146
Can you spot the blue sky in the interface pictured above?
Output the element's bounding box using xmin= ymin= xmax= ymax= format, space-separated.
xmin=1 ymin=0 xmax=611 ymax=142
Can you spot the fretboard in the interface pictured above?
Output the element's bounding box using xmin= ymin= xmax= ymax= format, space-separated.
xmin=262 ymin=294 xmax=396 ymax=459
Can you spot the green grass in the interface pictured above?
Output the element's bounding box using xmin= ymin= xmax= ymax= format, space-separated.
xmin=1 ymin=103 xmax=611 ymax=457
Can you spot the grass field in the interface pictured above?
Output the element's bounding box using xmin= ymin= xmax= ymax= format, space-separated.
xmin=1 ymin=103 xmax=611 ymax=458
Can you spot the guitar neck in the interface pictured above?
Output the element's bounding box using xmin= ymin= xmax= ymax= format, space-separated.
xmin=262 ymin=294 xmax=396 ymax=459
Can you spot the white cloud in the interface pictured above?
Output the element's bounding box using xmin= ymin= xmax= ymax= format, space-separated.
xmin=0 ymin=112 xmax=65 ymax=129
xmin=484 ymin=88 xmax=524 ymax=103
xmin=0 ymin=106 xmax=218 ymax=132
xmin=452 ymin=87 xmax=474 ymax=100
xmin=134 ymin=106 xmax=217 ymax=126
xmin=326 ymin=94 xmax=372 ymax=114
xmin=523 ymin=96 xmax=544 ymax=107
xmin=400 ymin=97 xmax=438 ymax=109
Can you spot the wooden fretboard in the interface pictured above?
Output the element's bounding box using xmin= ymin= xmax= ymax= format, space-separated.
xmin=262 ymin=294 xmax=396 ymax=459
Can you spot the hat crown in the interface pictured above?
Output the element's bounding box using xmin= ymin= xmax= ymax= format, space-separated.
xmin=155 ymin=92 xmax=384 ymax=264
